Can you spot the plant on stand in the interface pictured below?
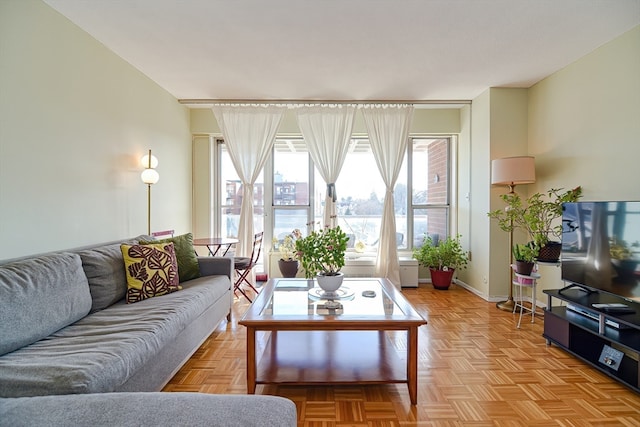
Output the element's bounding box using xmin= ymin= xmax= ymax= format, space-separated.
xmin=488 ymin=186 xmax=582 ymax=262
xmin=412 ymin=234 xmax=469 ymax=290
xmin=272 ymin=229 xmax=302 ymax=278
xmin=295 ymin=225 xmax=349 ymax=292
xmin=512 ymin=243 xmax=538 ymax=276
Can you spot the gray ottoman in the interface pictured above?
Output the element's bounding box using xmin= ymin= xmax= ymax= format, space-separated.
xmin=0 ymin=392 xmax=297 ymax=427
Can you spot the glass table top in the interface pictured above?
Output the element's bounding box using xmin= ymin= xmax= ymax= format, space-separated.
xmin=259 ymin=278 xmax=403 ymax=318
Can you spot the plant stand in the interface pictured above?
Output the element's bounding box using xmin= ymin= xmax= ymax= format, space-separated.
xmin=512 ymin=266 xmax=540 ymax=328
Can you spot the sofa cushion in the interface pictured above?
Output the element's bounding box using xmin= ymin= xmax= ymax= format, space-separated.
xmin=0 ymin=253 xmax=91 ymax=356
xmin=78 ymin=243 xmax=130 ymax=313
xmin=121 ymin=243 xmax=181 ymax=303
xmin=140 ymin=233 xmax=200 ymax=283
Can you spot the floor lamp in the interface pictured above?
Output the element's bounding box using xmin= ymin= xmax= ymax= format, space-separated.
xmin=140 ymin=150 xmax=159 ymax=235
xmin=491 ymin=156 xmax=535 ymax=311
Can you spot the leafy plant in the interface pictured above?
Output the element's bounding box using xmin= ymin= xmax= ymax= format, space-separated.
xmin=488 ymin=186 xmax=582 ymax=247
xmin=272 ymin=229 xmax=302 ymax=261
xmin=512 ymin=243 xmax=538 ymax=263
xmin=295 ymin=226 xmax=350 ymax=278
xmin=412 ymin=234 xmax=469 ymax=271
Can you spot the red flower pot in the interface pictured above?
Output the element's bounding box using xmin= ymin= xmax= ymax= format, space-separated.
xmin=429 ymin=268 xmax=455 ymax=290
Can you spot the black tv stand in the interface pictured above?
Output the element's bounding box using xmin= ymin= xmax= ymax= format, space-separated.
xmin=558 ymin=282 xmax=596 ymax=296
xmin=543 ymin=288 xmax=640 ymax=393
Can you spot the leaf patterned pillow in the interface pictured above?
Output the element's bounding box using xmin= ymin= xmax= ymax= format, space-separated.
xmin=121 ymin=242 xmax=181 ymax=303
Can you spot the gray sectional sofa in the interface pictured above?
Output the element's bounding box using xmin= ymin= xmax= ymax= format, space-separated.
xmin=0 ymin=235 xmax=234 ymax=396
xmin=0 ymin=236 xmax=297 ymax=426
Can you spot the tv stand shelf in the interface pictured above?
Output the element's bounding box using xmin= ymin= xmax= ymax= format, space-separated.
xmin=543 ymin=289 xmax=640 ymax=393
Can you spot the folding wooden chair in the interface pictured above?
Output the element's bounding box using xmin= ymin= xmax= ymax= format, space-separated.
xmin=233 ymin=232 xmax=264 ymax=302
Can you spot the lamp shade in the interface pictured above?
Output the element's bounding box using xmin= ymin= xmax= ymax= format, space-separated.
xmin=491 ymin=156 xmax=535 ymax=186
xmin=141 ymin=168 xmax=159 ymax=185
xmin=140 ymin=153 xmax=158 ymax=169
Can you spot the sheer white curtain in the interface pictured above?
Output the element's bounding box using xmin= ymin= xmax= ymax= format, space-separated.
xmin=362 ymin=105 xmax=414 ymax=287
xmin=295 ymin=105 xmax=356 ymax=228
xmin=212 ymin=104 xmax=285 ymax=256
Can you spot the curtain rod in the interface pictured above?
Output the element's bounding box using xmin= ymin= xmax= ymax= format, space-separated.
xmin=178 ymin=99 xmax=471 ymax=106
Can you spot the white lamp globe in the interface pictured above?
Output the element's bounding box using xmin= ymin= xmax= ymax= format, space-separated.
xmin=141 ymin=168 xmax=159 ymax=184
xmin=140 ymin=154 xmax=158 ymax=169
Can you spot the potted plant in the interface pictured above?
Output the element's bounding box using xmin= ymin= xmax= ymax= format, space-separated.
xmin=512 ymin=243 xmax=538 ymax=276
xmin=412 ymin=234 xmax=469 ymax=290
xmin=488 ymin=186 xmax=582 ymax=262
xmin=272 ymin=229 xmax=302 ymax=278
xmin=295 ymin=225 xmax=350 ymax=292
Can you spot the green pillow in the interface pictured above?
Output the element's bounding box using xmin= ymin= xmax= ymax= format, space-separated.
xmin=140 ymin=233 xmax=200 ymax=283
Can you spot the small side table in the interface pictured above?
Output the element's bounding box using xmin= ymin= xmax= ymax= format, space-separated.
xmin=193 ymin=237 xmax=239 ymax=256
xmin=512 ymin=267 xmax=541 ymax=328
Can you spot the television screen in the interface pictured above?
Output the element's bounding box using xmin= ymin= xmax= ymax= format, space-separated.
xmin=561 ymin=201 xmax=640 ymax=302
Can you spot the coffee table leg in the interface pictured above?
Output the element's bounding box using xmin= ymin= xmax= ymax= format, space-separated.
xmin=407 ymin=326 xmax=418 ymax=405
xmin=246 ymin=326 xmax=256 ymax=393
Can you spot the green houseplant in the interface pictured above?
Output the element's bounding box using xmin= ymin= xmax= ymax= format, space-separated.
xmin=488 ymin=186 xmax=582 ymax=261
xmin=412 ymin=234 xmax=468 ymax=290
xmin=295 ymin=226 xmax=349 ymax=291
xmin=512 ymin=243 xmax=538 ymax=275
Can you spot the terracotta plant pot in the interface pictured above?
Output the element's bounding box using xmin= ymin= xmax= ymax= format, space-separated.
xmin=429 ymin=268 xmax=455 ymax=290
xmin=277 ymin=259 xmax=299 ymax=278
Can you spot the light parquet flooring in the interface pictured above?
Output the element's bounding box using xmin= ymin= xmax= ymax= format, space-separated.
xmin=164 ymin=284 xmax=640 ymax=426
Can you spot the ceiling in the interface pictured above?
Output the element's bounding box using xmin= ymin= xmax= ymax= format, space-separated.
xmin=44 ymin=0 xmax=640 ymax=104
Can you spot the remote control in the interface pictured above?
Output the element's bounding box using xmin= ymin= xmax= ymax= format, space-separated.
xmin=592 ymin=303 xmax=635 ymax=314
xmin=592 ymin=303 xmax=629 ymax=309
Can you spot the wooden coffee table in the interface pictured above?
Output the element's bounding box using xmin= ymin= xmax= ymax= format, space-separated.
xmin=238 ymin=277 xmax=427 ymax=404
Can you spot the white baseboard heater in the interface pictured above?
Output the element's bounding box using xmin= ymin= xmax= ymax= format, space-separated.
xmin=341 ymin=257 xmax=419 ymax=288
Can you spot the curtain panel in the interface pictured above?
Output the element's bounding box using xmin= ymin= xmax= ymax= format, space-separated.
xmin=212 ymin=104 xmax=286 ymax=256
xmin=362 ymin=105 xmax=414 ymax=287
xmin=294 ymin=105 xmax=356 ymax=229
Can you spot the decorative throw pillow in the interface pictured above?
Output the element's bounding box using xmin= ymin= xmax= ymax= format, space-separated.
xmin=121 ymin=242 xmax=181 ymax=303
xmin=140 ymin=233 xmax=200 ymax=283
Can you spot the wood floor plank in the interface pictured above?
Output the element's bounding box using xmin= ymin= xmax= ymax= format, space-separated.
xmin=163 ymin=283 xmax=640 ymax=425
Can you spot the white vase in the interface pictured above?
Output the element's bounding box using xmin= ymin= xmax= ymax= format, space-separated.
xmin=316 ymin=272 xmax=344 ymax=294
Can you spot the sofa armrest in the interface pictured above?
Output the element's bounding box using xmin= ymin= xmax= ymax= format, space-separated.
xmin=197 ymin=256 xmax=233 ymax=279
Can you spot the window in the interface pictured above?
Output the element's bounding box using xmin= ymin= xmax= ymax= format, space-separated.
xmin=272 ymin=139 xmax=311 ymax=243
xmin=411 ymin=138 xmax=450 ymax=247
xmin=272 ymin=137 xmax=450 ymax=252
xmin=314 ymin=140 xmax=407 ymax=250
xmin=218 ymin=142 xmax=264 ymax=239
xmin=215 ymin=136 xmax=451 ymax=254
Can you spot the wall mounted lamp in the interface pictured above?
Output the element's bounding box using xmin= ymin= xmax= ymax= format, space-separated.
xmin=491 ymin=156 xmax=536 ymax=312
xmin=140 ymin=149 xmax=159 ymax=235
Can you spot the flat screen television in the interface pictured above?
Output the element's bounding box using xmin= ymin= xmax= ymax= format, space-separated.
xmin=561 ymin=201 xmax=640 ymax=302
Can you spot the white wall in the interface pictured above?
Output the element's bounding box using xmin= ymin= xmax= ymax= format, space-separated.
xmin=0 ymin=1 xmax=192 ymax=259
xmin=528 ymin=25 xmax=640 ymax=299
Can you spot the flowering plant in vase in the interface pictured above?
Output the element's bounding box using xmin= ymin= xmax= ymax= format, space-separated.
xmin=272 ymin=229 xmax=302 ymax=261
xmin=273 ymin=229 xmax=302 ymax=278
xmin=295 ymin=225 xmax=349 ymax=279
